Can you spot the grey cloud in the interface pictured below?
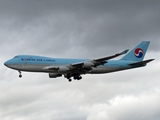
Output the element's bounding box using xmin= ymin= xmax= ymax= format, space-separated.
xmin=0 ymin=0 xmax=160 ymax=57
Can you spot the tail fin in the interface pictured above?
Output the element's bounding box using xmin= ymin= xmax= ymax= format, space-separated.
xmin=121 ymin=41 xmax=150 ymax=61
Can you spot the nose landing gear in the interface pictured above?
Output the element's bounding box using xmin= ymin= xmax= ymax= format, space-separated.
xmin=18 ymin=71 xmax=22 ymax=78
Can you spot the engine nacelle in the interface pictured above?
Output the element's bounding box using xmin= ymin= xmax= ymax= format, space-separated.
xmin=49 ymin=73 xmax=62 ymax=78
xmin=58 ymin=66 xmax=69 ymax=72
xmin=83 ymin=62 xmax=94 ymax=68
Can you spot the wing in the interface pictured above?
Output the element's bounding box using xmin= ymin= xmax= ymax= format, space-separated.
xmin=92 ymin=49 xmax=129 ymax=66
xmin=68 ymin=49 xmax=129 ymax=70
xmin=43 ymin=49 xmax=129 ymax=72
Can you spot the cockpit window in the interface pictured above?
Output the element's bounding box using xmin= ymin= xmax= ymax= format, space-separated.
xmin=14 ymin=56 xmax=18 ymax=58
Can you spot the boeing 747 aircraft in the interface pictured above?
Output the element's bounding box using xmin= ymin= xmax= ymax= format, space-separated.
xmin=4 ymin=41 xmax=154 ymax=82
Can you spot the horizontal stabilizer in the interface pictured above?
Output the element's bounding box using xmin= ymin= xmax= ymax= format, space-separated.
xmin=129 ymin=59 xmax=154 ymax=66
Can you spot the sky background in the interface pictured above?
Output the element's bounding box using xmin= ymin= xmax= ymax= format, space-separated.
xmin=1 ymin=0 xmax=160 ymax=120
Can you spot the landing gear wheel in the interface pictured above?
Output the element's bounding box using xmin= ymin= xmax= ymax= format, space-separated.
xmin=19 ymin=75 xmax=22 ymax=78
xmin=77 ymin=76 xmax=82 ymax=80
xmin=74 ymin=76 xmax=77 ymax=80
xmin=73 ymin=75 xmax=82 ymax=80
xmin=68 ymin=79 xmax=72 ymax=82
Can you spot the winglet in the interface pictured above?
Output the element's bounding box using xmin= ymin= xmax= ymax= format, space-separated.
xmin=115 ymin=49 xmax=129 ymax=56
xmin=120 ymin=49 xmax=129 ymax=55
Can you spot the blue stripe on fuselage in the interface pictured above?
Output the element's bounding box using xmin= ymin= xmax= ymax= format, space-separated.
xmin=12 ymin=55 xmax=136 ymax=68
xmin=13 ymin=55 xmax=89 ymax=65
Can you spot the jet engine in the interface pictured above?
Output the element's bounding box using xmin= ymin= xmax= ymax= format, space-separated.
xmin=49 ymin=73 xmax=62 ymax=78
xmin=83 ymin=62 xmax=94 ymax=68
xmin=58 ymin=66 xmax=69 ymax=72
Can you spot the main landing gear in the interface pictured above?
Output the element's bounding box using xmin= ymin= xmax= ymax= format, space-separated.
xmin=65 ymin=74 xmax=82 ymax=82
xmin=18 ymin=71 xmax=22 ymax=78
xmin=73 ymin=75 xmax=82 ymax=80
xmin=68 ymin=78 xmax=72 ymax=82
xmin=66 ymin=76 xmax=72 ymax=82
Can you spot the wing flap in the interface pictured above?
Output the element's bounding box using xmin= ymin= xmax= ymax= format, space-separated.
xmin=68 ymin=62 xmax=92 ymax=71
xmin=70 ymin=62 xmax=84 ymax=68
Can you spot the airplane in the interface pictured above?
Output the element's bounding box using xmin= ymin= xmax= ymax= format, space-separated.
xmin=4 ymin=41 xmax=154 ymax=82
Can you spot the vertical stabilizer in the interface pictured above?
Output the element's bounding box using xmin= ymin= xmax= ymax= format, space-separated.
xmin=121 ymin=41 xmax=150 ymax=61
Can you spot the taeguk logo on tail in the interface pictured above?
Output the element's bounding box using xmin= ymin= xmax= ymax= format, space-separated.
xmin=134 ymin=48 xmax=144 ymax=58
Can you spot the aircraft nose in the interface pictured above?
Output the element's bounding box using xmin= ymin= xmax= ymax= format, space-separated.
xmin=4 ymin=61 xmax=9 ymax=67
xmin=4 ymin=60 xmax=12 ymax=67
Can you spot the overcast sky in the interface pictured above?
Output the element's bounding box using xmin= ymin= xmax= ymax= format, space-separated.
xmin=0 ymin=0 xmax=160 ymax=120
